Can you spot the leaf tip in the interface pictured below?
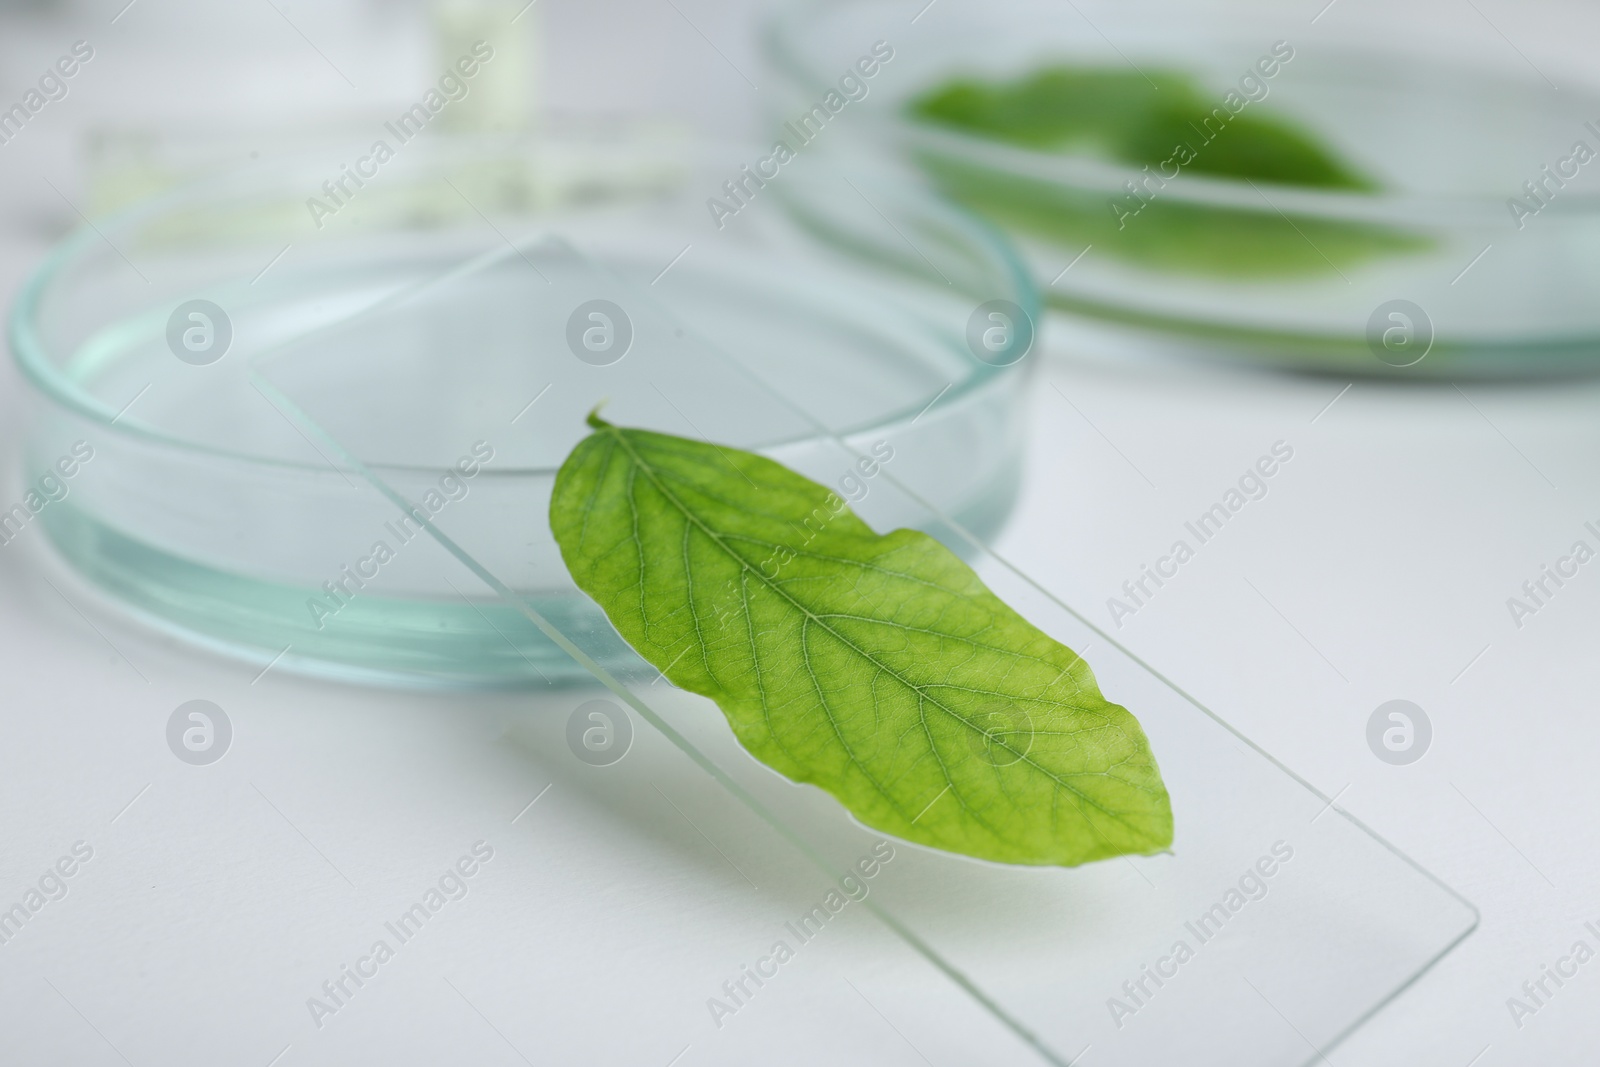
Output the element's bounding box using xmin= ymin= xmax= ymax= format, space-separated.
xmin=585 ymin=402 xmax=612 ymax=431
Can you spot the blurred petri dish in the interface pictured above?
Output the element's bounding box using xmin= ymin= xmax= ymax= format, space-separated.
xmin=766 ymin=0 xmax=1600 ymax=377
xmin=9 ymin=137 xmax=1036 ymax=687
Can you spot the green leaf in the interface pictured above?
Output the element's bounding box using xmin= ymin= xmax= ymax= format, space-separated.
xmin=908 ymin=65 xmax=1375 ymax=191
xmin=904 ymin=65 xmax=1436 ymax=279
xmin=550 ymin=415 xmax=1173 ymax=867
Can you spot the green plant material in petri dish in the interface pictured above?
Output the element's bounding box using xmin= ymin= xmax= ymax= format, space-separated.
xmin=908 ymin=66 xmax=1430 ymax=278
xmin=551 ymin=413 xmax=1174 ymax=867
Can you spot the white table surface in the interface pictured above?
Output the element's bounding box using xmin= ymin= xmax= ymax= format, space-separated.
xmin=3 ymin=0 xmax=1600 ymax=1063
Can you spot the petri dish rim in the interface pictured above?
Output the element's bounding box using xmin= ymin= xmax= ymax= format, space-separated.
xmin=763 ymin=0 xmax=1591 ymax=218
xmin=9 ymin=141 xmax=1041 ymax=481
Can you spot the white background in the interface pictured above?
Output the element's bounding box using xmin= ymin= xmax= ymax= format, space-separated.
xmin=3 ymin=0 xmax=1600 ymax=1063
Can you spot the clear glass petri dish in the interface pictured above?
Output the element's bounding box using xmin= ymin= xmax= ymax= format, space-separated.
xmin=9 ymin=136 xmax=1036 ymax=687
xmin=765 ymin=0 xmax=1600 ymax=377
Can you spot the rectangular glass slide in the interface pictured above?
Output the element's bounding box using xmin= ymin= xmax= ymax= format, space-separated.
xmin=248 ymin=234 xmax=1477 ymax=1067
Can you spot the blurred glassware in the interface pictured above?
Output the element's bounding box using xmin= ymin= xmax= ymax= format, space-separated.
xmin=766 ymin=0 xmax=1600 ymax=377
xmin=81 ymin=0 xmax=541 ymax=215
xmin=431 ymin=0 xmax=537 ymax=132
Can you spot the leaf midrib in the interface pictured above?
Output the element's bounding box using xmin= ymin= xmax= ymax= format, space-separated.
xmin=604 ymin=428 xmax=968 ymax=831
xmin=598 ymin=425 xmax=1158 ymax=846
